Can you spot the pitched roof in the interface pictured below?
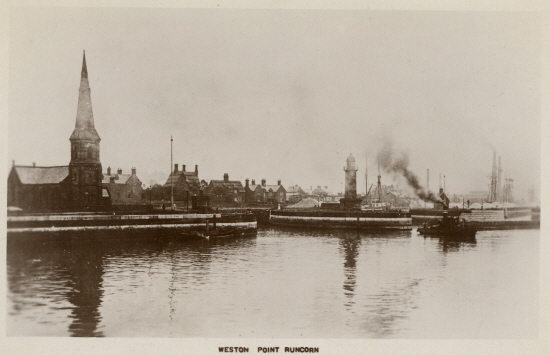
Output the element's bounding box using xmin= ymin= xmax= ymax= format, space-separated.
xmin=164 ymin=171 xmax=200 ymax=188
xmin=247 ymin=184 xmax=263 ymax=192
xmin=263 ymin=184 xmax=284 ymax=192
xmin=286 ymin=185 xmax=304 ymax=193
xmin=209 ymin=180 xmax=245 ymax=192
xmin=102 ymin=173 xmax=132 ymax=184
xmin=13 ymin=166 xmax=69 ymax=185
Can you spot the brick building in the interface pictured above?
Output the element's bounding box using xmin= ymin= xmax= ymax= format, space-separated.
xmin=8 ymin=164 xmax=70 ymax=211
xmin=244 ymin=179 xmax=263 ymax=204
xmin=164 ymin=164 xmax=201 ymax=195
xmin=263 ymin=179 xmax=286 ymax=205
xmin=207 ymin=173 xmax=245 ymax=204
xmin=102 ymin=167 xmax=143 ymax=205
xmin=244 ymin=178 xmax=286 ymax=205
xmin=286 ymin=184 xmax=307 ymax=203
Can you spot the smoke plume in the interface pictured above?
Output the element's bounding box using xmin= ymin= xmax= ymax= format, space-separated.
xmin=376 ymin=140 xmax=442 ymax=204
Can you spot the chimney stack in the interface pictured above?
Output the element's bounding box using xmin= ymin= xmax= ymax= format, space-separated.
xmin=182 ymin=164 xmax=186 ymax=172
xmin=33 ymin=162 xmax=36 ymax=167
xmin=132 ymin=167 xmax=136 ymax=175
xmin=427 ymin=169 xmax=429 ymax=191
xmin=110 ymin=176 xmax=116 ymax=183
xmin=117 ymin=168 xmax=122 ymax=175
xmin=174 ymin=164 xmax=178 ymax=173
xmin=278 ymin=179 xmax=281 ymax=186
xmin=107 ymin=166 xmax=111 ymax=175
xmin=195 ymin=165 xmax=198 ymax=173
xmin=224 ymin=173 xmax=229 ymax=182
xmin=261 ymin=179 xmax=266 ymax=187
xmin=252 ymin=179 xmax=256 ymax=185
xmin=245 ymin=178 xmax=249 ymax=187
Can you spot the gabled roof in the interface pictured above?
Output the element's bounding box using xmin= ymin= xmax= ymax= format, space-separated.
xmin=102 ymin=173 xmax=132 ymax=184
xmin=247 ymin=184 xmax=264 ymax=192
xmin=286 ymin=185 xmax=305 ymax=193
xmin=209 ymin=180 xmax=245 ymax=192
xmin=263 ymin=184 xmax=284 ymax=192
xmin=164 ymin=170 xmax=200 ymax=188
xmin=12 ymin=166 xmax=69 ymax=185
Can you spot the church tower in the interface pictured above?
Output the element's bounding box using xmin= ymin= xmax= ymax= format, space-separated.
xmin=68 ymin=51 xmax=103 ymax=208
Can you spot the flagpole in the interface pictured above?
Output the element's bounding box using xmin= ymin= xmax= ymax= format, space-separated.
xmin=171 ymin=136 xmax=174 ymax=210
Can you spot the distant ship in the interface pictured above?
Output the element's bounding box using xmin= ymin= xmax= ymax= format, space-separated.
xmin=269 ymin=154 xmax=412 ymax=231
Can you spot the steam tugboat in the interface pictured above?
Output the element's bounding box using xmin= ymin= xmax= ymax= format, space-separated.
xmin=417 ymin=189 xmax=477 ymax=239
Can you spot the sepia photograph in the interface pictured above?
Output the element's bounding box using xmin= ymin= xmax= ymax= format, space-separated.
xmin=2 ymin=1 xmax=549 ymax=354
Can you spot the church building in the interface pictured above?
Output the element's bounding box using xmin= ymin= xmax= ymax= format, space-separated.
xmin=8 ymin=52 xmax=110 ymax=211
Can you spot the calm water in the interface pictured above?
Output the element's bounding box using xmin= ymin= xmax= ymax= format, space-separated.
xmin=7 ymin=227 xmax=539 ymax=338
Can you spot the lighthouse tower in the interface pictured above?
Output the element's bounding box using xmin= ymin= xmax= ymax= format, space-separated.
xmin=344 ymin=153 xmax=358 ymax=198
xmin=340 ymin=153 xmax=362 ymax=210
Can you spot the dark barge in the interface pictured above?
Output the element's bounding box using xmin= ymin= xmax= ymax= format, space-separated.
xmin=269 ymin=210 xmax=412 ymax=230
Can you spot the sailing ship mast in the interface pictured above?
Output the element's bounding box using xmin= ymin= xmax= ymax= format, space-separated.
xmin=365 ymin=157 xmax=368 ymax=198
xmin=170 ymin=136 xmax=174 ymax=209
xmin=377 ymin=162 xmax=382 ymax=202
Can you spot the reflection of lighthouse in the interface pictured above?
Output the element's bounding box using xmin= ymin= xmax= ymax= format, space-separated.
xmin=340 ymin=234 xmax=361 ymax=311
xmin=340 ymin=154 xmax=362 ymax=209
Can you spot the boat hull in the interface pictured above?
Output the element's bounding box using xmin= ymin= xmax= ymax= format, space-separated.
xmin=270 ymin=210 xmax=412 ymax=230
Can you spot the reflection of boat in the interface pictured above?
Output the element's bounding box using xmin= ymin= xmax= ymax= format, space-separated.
xmin=418 ymin=212 xmax=477 ymax=239
xmin=181 ymin=227 xmax=256 ymax=240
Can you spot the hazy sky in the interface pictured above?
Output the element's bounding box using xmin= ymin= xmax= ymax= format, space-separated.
xmin=8 ymin=6 xmax=542 ymax=197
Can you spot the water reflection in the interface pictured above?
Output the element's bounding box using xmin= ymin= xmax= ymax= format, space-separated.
xmin=419 ymin=233 xmax=477 ymax=254
xmin=8 ymin=234 xmax=256 ymax=337
xmin=7 ymin=228 xmax=538 ymax=338
xmin=8 ymin=239 xmax=105 ymax=336
xmin=339 ymin=233 xmax=361 ymax=310
xmin=65 ymin=242 xmax=105 ymax=337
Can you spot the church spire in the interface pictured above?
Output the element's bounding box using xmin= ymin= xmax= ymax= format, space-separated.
xmin=81 ymin=50 xmax=88 ymax=79
xmin=70 ymin=50 xmax=100 ymax=141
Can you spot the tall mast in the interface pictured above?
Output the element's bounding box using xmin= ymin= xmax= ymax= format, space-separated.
xmin=426 ymin=169 xmax=429 ymax=207
xmin=377 ymin=162 xmax=382 ymax=202
xmin=170 ymin=136 xmax=174 ymax=209
xmin=365 ymin=157 xmax=368 ymax=197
